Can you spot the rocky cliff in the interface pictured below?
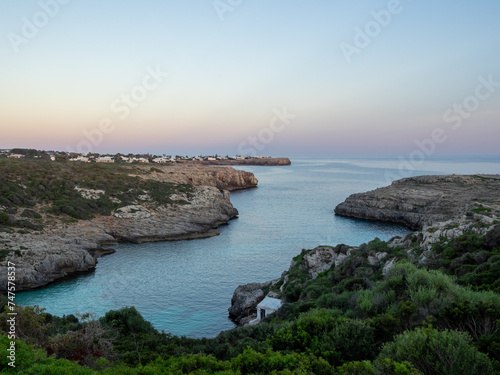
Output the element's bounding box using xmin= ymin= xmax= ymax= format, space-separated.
xmin=137 ymin=164 xmax=258 ymax=190
xmin=0 ymin=163 xmax=254 ymax=291
xmin=334 ymin=174 xmax=500 ymax=230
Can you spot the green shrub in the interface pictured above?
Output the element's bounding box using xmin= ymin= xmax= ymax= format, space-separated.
xmin=378 ymin=327 xmax=495 ymax=375
xmin=0 ymin=211 xmax=11 ymax=225
xmin=472 ymin=205 xmax=492 ymax=214
xmin=0 ymin=249 xmax=11 ymax=261
xmin=271 ymin=309 xmax=375 ymax=365
xmin=335 ymin=359 xmax=421 ymax=375
xmin=0 ymin=335 xmax=96 ymax=374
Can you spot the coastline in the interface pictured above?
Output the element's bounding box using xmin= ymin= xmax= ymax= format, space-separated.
xmin=229 ymin=174 xmax=500 ymax=325
xmin=0 ymin=163 xmax=258 ymax=292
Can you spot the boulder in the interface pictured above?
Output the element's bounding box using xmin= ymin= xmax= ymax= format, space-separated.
xmin=228 ymin=282 xmax=269 ymax=325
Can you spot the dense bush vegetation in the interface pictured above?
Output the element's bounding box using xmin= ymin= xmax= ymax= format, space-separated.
xmin=427 ymin=230 xmax=500 ymax=292
xmin=0 ymin=159 xmax=193 ymax=227
xmin=2 ymin=228 xmax=500 ymax=373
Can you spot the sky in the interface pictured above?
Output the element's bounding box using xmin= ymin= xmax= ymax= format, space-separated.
xmin=1 ymin=0 xmax=499 ymax=157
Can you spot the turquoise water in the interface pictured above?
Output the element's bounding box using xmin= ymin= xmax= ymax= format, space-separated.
xmin=16 ymin=157 xmax=500 ymax=338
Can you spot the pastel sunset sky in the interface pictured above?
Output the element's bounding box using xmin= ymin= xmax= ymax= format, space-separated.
xmin=1 ymin=0 xmax=499 ymax=156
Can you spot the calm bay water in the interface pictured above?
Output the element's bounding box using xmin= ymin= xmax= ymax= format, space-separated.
xmin=16 ymin=157 xmax=500 ymax=338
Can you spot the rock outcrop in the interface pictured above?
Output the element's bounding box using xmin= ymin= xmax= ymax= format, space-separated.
xmin=334 ymin=175 xmax=500 ymax=230
xmin=99 ymin=186 xmax=238 ymax=243
xmin=228 ymin=282 xmax=270 ymax=325
xmin=136 ymin=164 xmax=258 ymax=190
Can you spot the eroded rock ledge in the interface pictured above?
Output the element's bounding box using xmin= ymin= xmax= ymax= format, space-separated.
xmin=136 ymin=164 xmax=259 ymax=190
xmin=334 ymin=174 xmax=500 ymax=230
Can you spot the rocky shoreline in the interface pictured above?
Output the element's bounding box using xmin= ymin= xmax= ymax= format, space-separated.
xmin=229 ymin=174 xmax=500 ymax=325
xmin=0 ymin=165 xmax=257 ymax=291
xmin=334 ymin=174 xmax=500 ymax=230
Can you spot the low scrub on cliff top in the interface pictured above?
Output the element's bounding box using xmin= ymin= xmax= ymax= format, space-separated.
xmin=0 ymin=158 xmax=193 ymax=224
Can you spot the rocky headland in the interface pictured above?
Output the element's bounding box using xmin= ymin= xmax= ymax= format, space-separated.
xmin=229 ymin=174 xmax=500 ymax=325
xmin=177 ymin=157 xmax=291 ymax=167
xmin=334 ymin=174 xmax=500 ymax=230
xmin=0 ymin=162 xmax=257 ymax=291
xmin=134 ymin=164 xmax=258 ymax=190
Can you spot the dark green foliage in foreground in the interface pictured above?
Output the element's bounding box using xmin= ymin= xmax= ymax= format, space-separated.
xmin=427 ymin=229 xmax=500 ymax=292
xmin=379 ymin=328 xmax=494 ymax=375
xmin=0 ymin=158 xmax=193 ymax=224
xmin=2 ymin=230 xmax=500 ymax=373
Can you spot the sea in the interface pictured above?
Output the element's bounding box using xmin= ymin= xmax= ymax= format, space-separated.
xmin=15 ymin=156 xmax=500 ymax=338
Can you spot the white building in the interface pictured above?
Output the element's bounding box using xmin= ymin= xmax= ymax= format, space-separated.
xmin=249 ymin=296 xmax=283 ymax=325
xmin=96 ymin=156 xmax=114 ymax=163
xmin=153 ymin=157 xmax=175 ymax=163
xmin=8 ymin=154 xmax=25 ymax=159
xmin=129 ymin=157 xmax=149 ymax=163
xmin=69 ymin=156 xmax=90 ymax=162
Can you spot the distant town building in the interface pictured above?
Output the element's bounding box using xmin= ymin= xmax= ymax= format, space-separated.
xmin=95 ymin=156 xmax=114 ymax=163
xmin=128 ymin=157 xmax=149 ymax=163
xmin=153 ymin=157 xmax=175 ymax=163
xmin=69 ymin=156 xmax=90 ymax=162
xmin=8 ymin=154 xmax=25 ymax=159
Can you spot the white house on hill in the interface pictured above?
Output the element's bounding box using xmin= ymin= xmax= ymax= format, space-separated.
xmin=249 ymin=296 xmax=283 ymax=325
xmin=96 ymin=156 xmax=114 ymax=163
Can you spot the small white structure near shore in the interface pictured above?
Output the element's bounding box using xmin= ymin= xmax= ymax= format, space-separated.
xmin=249 ymin=296 xmax=283 ymax=325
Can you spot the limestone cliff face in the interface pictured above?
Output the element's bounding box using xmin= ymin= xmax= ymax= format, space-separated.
xmin=99 ymin=186 xmax=238 ymax=243
xmin=334 ymin=175 xmax=500 ymax=230
xmin=0 ymin=186 xmax=239 ymax=291
xmin=136 ymin=164 xmax=258 ymax=190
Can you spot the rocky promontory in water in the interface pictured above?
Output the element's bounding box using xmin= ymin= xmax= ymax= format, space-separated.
xmin=334 ymin=174 xmax=500 ymax=230
xmin=0 ymin=159 xmax=257 ymax=291
xmin=230 ymin=174 xmax=500 ymax=326
xmin=177 ymin=157 xmax=291 ymax=166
